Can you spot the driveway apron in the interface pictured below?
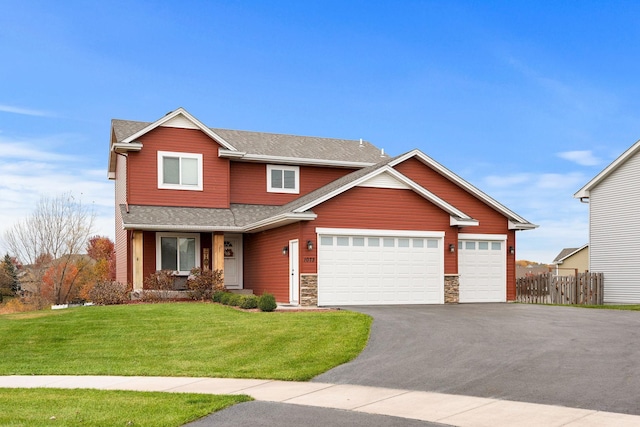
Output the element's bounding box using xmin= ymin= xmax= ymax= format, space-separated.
xmin=312 ymin=304 xmax=640 ymax=415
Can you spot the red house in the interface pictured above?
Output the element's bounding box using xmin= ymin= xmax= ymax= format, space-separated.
xmin=108 ymin=108 xmax=536 ymax=306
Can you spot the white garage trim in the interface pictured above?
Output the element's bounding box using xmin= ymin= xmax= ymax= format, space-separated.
xmin=316 ymin=227 xmax=445 ymax=238
xmin=459 ymin=233 xmax=507 ymax=241
xmin=317 ymin=229 xmax=444 ymax=306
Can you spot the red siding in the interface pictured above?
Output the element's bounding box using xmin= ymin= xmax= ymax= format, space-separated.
xmin=230 ymin=163 xmax=353 ymax=205
xmin=127 ymin=127 xmax=230 ymax=208
xmin=394 ymin=157 xmax=515 ymax=300
xmin=301 ymin=186 xmax=459 ymax=274
xmin=243 ymin=223 xmax=300 ymax=302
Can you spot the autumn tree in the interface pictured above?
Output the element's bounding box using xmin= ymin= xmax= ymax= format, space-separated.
xmin=86 ymin=236 xmax=115 ymax=281
xmin=3 ymin=193 xmax=95 ymax=305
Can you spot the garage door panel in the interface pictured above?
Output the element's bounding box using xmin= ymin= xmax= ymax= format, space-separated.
xmin=318 ymin=232 xmax=443 ymax=305
xmin=459 ymin=239 xmax=506 ymax=303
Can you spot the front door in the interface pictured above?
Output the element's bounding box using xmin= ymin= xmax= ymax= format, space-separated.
xmin=289 ymin=239 xmax=299 ymax=304
xmin=223 ymin=235 xmax=243 ymax=289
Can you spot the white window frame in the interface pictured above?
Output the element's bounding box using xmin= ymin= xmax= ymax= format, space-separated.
xmin=157 ymin=151 xmax=203 ymax=191
xmin=156 ymin=232 xmax=201 ymax=276
xmin=267 ymin=164 xmax=299 ymax=194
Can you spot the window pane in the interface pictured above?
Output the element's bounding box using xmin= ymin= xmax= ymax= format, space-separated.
xmin=383 ymin=238 xmax=394 ymax=247
xmin=181 ymin=158 xmax=198 ymax=185
xmin=337 ymin=236 xmax=349 ymax=246
xmin=458 ymin=241 xmax=463 ymax=250
xmin=353 ymin=237 xmax=365 ymax=246
xmin=398 ymin=238 xmax=410 ymax=247
xmin=413 ymin=239 xmax=424 ymax=248
xmin=161 ymin=237 xmax=178 ymax=270
xmin=283 ymin=170 xmax=296 ymax=189
xmin=427 ymin=239 xmax=438 ymax=248
xmin=163 ymin=157 xmax=180 ymax=185
xmin=491 ymin=242 xmax=502 ymax=250
xmin=479 ymin=242 xmax=489 ymax=250
xmin=465 ymin=241 xmax=476 ymax=250
xmin=368 ymin=238 xmax=379 ymax=247
xmin=320 ymin=236 xmax=333 ymax=246
xmin=271 ymin=169 xmax=283 ymax=188
xmin=179 ymin=238 xmax=196 ymax=271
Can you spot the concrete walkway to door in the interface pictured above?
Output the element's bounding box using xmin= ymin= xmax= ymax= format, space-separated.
xmin=313 ymin=304 xmax=640 ymax=416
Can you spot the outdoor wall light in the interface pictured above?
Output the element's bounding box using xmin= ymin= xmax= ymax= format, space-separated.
xmin=509 ymin=246 xmax=515 ymax=255
xmin=306 ymin=240 xmax=314 ymax=250
xmin=282 ymin=245 xmax=289 ymax=256
xmin=449 ymin=243 xmax=455 ymax=253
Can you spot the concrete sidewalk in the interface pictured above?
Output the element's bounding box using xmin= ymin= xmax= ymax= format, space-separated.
xmin=2 ymin=375 xmax=639 ymax=426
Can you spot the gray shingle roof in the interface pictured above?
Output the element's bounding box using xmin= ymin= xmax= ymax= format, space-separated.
xmin=111 ymin=119 xmax=385 ymax=164
xmin=120 ymin=204 xmax=285 ymax=230
xmin=553 ymin=247 xmax=579 ymax=263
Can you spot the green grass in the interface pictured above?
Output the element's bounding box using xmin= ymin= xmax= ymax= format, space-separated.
xmin=0 ymin=388 xmax=251 ymax=426
xmin=0 ymin=302 xmax=371 ymax=381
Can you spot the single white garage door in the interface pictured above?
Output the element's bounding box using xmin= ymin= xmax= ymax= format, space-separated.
xmin=458 ymin=237 xmax=506 ymax=302
xmin=317 ymin=230 xmax=444 ymax=305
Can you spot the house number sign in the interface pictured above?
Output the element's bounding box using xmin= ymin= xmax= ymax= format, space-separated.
xmin=303 ymin=257 xmax=316 ymax=263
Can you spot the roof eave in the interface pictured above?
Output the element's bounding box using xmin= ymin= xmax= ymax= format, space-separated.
xmin=122 ymin=224 xmax=244 ymax=232
xmin=450 ymin=217 xmax=479 ymax=227
xmin=508 ymin=221 xmax=539 ymax=230
xmin=219 ymin=151 xmax=378 ymax=168
xmin=243 ymin=212 xmax=318 ymax=233
xmin=121 ymin=107 xmax=237 ymax=151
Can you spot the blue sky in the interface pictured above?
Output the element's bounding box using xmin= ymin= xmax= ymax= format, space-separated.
xmin=2 ymin=1 xmax=640 ymax=263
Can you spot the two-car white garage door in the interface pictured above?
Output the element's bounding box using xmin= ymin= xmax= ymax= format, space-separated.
xmin=317 ymin=229 xmax=444 ymax=305
xmin=317 ymin=229 xmax=506 ymax=305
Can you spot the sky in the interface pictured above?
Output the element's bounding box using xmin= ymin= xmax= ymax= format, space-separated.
xmin=1 ymin=0 xmax=640 ymax=263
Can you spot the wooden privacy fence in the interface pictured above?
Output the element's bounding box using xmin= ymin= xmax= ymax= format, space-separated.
xmin=516 ymin=272 xmax=604 ymax=305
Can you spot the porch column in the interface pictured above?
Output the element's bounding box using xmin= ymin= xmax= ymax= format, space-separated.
xmin=132 ymin=231 xmax=144 ymax=290
xmin=213 ymin=232 xmax=225 ymax=279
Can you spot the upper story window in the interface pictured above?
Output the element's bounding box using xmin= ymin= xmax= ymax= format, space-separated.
xmin=157 ymin=151 xmax=203 ymax=191
xmin=267 ymin=164 xmax=299 ymax=194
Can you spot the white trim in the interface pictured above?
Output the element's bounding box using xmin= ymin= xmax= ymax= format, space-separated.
xmin=244 ymin=212 xmax=317 ymax=232
xmin=451 ymin=217 xmax=479 ymax=227
xmin=155 ymin=232 xmax=201 ymax=276
xmin=389 ymin=149 xmax=536 ymax=228
xmin=458 ymin=233 xmax=507 ymax=241
xmin=157 ymin=151 xmax=203 ymax=191
xmin=267 ymin=164 xmax=300 ymax=194
xmin=316 ymin=227 xmax=445 ymax=238
xmin=112 ymin=142 xmax=143 ymax=153
xmin=218 ymin=150 xmax=376 ymax=168
xmin=289 ymin=239 xmax=299 ymax=304
xmin=122 ymin=107 xmax=237 ymax=151
xmin=574 ymin=139 xmax=640 ymax=198
xmin=554 ymin=244 xmax=589 ymax=265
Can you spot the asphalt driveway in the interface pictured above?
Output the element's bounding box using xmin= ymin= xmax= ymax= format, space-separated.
xmin=313 ymin=304 xmax=640 ymax=415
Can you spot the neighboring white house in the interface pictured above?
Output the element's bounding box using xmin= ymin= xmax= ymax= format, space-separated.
xmin=575 ymin=139 xmax=640 ymax=303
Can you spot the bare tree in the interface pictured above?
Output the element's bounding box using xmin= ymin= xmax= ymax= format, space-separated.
xmin=4 ymin=193 xmax=95 ymax=304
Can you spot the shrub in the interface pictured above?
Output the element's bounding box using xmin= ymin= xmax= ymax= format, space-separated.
xmin=187 ymin=268 xmax=224 ymax=301
xmin=143 ymin=270 xmax=175 ymax=300
xmin=258 ymin=293 xmax=277 ymax=312
xmin=212 ymin=291 xmax=226 ymax=303
xmin=227 ymin=293 xmax=243 ymax=307
xmin=239 ymin=294 xmax=258 ymax=309
xmin=219 ymin=292 xmax=233 ymax=305
xmin=88 ymin=281 xmax=129 ymax=305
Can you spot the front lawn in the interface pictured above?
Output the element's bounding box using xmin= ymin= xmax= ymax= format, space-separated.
xmin=0 ymin=303 xmax=371 ymax=381
xmin=0 ymin=388 xmax=251 ymax=426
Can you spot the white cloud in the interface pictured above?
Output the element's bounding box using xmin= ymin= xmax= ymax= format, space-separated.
xmin=480 ymin=170 xmax=589 ymax=263
xmin=557 ymin=150 xmax=601 ymax=166
xmin=0 ymin=104 xmax=53 ymax=117
xmin=0 ymin=135 xmax=114 ymax=255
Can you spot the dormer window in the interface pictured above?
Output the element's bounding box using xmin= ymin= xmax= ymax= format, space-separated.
xmin=267 ymin=165 xmax=299 ymax=194
xmin=158 ymin=151 xmax=203 ymax=191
